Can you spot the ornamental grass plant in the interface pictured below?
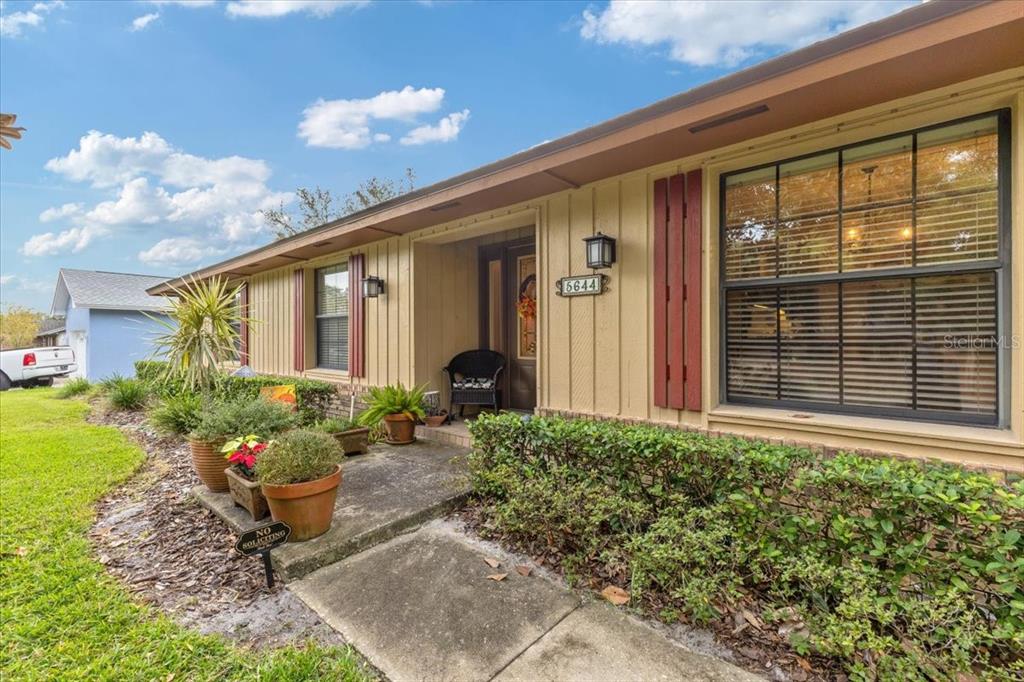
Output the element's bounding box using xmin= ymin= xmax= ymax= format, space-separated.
xmin=255 ymin=429 xmax=341 ymax=486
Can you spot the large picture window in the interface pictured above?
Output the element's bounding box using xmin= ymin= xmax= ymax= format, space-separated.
xmin=315 ymin=263 xmax=348 ymax=371
xmin=721 ymin=111 xmax=1008 ymax=425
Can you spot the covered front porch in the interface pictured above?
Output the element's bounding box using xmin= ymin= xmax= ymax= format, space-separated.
xmin=411 ymin=216 xmax=538 ymax=420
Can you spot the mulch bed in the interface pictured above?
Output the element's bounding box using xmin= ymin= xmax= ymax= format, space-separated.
xmin=454 ymin=504 xmax=840 ymax=682
xmin=87 ymin=405 xmax=341 ymax=649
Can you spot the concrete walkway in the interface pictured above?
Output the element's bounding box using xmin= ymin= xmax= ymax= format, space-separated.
xmin=292 ymin=522 xmax=761 ymax=682
xmin=195 ymin=439 xmax=471 ymax=579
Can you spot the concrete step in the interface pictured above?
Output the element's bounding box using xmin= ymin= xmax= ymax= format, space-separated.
xmin=194 ymin=439 xmax=471 ymax=580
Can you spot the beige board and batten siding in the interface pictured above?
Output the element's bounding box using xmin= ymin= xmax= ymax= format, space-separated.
xmin=244 ymin=68 xmax=1023 ymax=472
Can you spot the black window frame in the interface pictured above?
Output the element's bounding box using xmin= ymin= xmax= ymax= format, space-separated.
xmin=314 ymin=263 xmax=349 ymax=372
xmin=718 ymin=109 xmax=1011 ymax=427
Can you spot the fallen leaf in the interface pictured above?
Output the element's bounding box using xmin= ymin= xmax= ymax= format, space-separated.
xmin=600 ymin=585 xmax=630 ymax=605
xmin=515 ymin=565 xmax=532 ymax=577
xmin=483 ymin=557 xmax=501 ymax=569
xmin=15 ymin=547 xmax=28 ymax=557
xmin=796 ymin=657 xmax=813 ymax=672
xmin=487 ymin=573 xmax=508 ymax=582
xmin=742 ymin=609 xmax=763 ymax=630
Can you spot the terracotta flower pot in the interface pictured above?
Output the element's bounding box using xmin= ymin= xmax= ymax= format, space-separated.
xmin=260 ymin=465 xmax=342 ymax=542
xmin=189 ymin=438 xmax=229 ymax=492
xmin=383 ymin=414 xmax=416 ymax=445
xmin=332 ymin=427 xmax=370 ymax=455
xmin=423 ymin=414 xmax=447 ymax=428
xmin=225 ymin=466 xmax=269 ymax=521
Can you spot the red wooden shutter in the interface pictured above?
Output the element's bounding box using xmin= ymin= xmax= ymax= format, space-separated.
xmin=684 ymin=170 xmax=702 ymax=411
xmin=238 ymin=282 xmax=250 ymax=366
xmin=293 ymin=269 xmax=304 ymax=372
xmin=348 ymin=254 xmax=365 ymax=377
xmin=653 ymin=178 xmax=669 ymax=408
xmin=653 ymin=170 xmax=701 ymax=410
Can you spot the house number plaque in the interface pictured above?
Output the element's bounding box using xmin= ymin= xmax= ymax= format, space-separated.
xmin=556 ymin=274 xmax=607 ymax=297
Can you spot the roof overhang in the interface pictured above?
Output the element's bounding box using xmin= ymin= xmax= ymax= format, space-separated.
xmin=150 ymin=0 xmax=1024 ymax=295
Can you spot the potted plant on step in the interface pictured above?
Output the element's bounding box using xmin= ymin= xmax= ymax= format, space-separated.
xmin=221 ymin=434 xmax=270 ymax=520
xmin=358 ymin=383 xmax=427 ymax=445
xmin=188 ymin=397 xmax=296 ymax=492
xmin=316 ymin=417 xmax=370 ymax=455
xmin=257 ymin=429 xmax=343 ymax=541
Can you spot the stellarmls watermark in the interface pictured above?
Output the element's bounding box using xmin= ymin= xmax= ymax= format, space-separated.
xmin=944 ymin=334 xmax=1021 ymax=350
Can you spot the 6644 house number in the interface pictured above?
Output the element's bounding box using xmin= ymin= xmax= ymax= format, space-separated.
xmin=556 ymin=274 xmax=607 ymax=297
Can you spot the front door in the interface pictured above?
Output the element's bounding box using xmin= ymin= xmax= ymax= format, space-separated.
xmin=479 ymin=239 xmax=536 ymax=411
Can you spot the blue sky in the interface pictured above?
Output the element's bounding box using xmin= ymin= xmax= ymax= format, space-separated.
xmin=0 ymin=0 xmax=914 ymax=311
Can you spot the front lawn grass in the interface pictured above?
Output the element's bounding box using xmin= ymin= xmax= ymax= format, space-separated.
xmin=0 ymin=388 xmax=368 ymax=681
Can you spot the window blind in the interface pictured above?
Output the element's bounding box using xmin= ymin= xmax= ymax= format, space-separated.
xmin=722 ymin=112 xmax=1006 ymax=425
xmin=315 ymin=264 xmax=348 ymax=371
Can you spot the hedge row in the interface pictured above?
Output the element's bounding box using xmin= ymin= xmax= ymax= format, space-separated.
xmin=134 ymin=360 xmax=336 ymax=425
xmin=467 ymin=413 xmax=1024 ymax=680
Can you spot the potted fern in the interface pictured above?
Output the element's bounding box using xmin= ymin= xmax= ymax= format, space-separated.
xmin=358 ymin=383 xmax=427 ymax=445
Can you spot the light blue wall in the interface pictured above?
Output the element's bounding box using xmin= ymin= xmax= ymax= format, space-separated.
xmin=85 ymin=309 xmax=168 ymax=381
xmin=63 ymin=302 xmax=90 ymax=380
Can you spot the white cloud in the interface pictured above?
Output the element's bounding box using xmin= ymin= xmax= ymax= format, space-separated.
xmin=400 ymin=109 xmax=469 ymax=146
xmin=44 ymin=130 xmax=172 ymax=188
xmin=130 ymin=12 xmax=160 ymax=31
xmin=39 ymin=202 xmax=83 ymax=222
xmin=1 ymin=0 xmax=63 ymax=38
xmin=22 ymin=225 xmax=108 ymax=257
xmin=580 ymin=0 xmax=916 ymax=67
xmin=298 ymin=86 xmax=468 ymax=149
xmin=225 ymin=0 xmax=369 ymax=19
xmin=144 ymin=1 xmax=215 ymax=6
xmin=85 ymin=177 xmax=173 ymax=226
xmin=29 ymin=130 xmax=292 ymax=259
xmin=138 ymin=237 xmax=226 ymax=267
xmin=0 ymin=274 xmax=50 ymax=293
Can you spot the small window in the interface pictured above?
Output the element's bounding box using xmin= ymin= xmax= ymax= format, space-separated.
xmin=721 ymin=112 xmax=1007 ymax=426
xmin=315 ymin=264 xmax=349 ymax=371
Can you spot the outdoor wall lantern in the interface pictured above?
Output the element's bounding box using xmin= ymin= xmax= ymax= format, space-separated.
xmin=361 ymin=275 xmax=385 ymax=298
xmin=583 ymin=232 xmax=616 ymax=269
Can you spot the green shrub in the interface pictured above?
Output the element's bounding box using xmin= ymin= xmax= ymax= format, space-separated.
xmin=56 ymin=378 xmax=91 ymax=399
xmin=358 ymin=383 xmax=426 ymax=427
xmin=105 ymin=378 xmax=149 ymax=411
xmin=134 ymin=361 xmax=336 ymax=425
xmin=467 ymin=413 xmax=1024 ymax=680
xmin=147 ymin=393 xmax=204 ymax=436
xmin=189 ymin=396 xmax=297 ymax=443
xmin=316 ymin=416 xmax=360 ymax=434
xmin=256 ymin=429 xmax=341 ymax=486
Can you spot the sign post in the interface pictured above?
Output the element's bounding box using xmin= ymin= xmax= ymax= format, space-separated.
xmin=234 ymin=521 xmax=291 ymax=588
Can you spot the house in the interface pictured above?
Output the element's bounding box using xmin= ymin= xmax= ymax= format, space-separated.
xmin=51 ymin=269 xmax=171 ymax=380
xmin=152 ymin=2 xmax=1024 ymax=474
xmin=33 ymin=318 xmax=66 ymax=347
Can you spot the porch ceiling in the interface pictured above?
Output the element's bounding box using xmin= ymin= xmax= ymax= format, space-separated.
xmin=149 ymin=0 xmax=1024 ymax=295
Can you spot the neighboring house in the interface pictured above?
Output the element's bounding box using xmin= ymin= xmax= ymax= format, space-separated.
xmin=33 ymin=318 xmax=67 ymax=347
xmin=52 ymin=269 xmax=171 ymax=380
xmin=152 ymin=3 xmax=1024 ymax=474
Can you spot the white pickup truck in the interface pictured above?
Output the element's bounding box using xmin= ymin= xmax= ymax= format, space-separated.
xmin=0 ymin=346 xmax=77 ymax=390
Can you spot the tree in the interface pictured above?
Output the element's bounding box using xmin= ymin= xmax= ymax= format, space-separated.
xmin=0 ymin=306 xmax=43 ymax=349
xmin=262 ymin=168 xmax=415 ymax=240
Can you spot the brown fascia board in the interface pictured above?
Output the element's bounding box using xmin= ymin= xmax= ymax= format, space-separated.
xmin=149 ymin=0 xmax=1020 ymax=295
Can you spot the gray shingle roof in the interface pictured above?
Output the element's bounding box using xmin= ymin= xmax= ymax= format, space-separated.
xmin=37 ymin=318 xmax=66 ymax=334
xmin=57 ymin=269 xmax=172 ymax=312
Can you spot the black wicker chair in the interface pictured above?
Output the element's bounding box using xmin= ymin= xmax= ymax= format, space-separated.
xmin=443 ymin=350 xmax=506 ymax=419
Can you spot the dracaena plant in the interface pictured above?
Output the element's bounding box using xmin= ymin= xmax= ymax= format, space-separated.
xmin=358 ymin=383 xmax=427 ymax=427
xmin=146 ymin=276 xmax=249 ymax=392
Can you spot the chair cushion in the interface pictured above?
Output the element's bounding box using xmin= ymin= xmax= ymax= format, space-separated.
xmin=452 ymin=377 xmax=494 ymax=390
